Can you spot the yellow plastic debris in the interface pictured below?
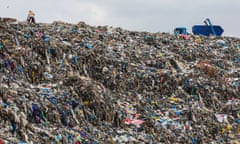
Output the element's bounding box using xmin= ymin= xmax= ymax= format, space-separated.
xmin=221 ymin=128 xmax=226 ymax=134
xmin=169 ymin=97 xmax=179 ymax=102
xmin=195 ymin=38 xmax=201 ymax=43
xmin=83 ymin=101 xmax=89 ymax=106
xmin=3 ymin=39 xmax=9 ymax=44
xmin=226 ymin=124 xmax=232 ymax=131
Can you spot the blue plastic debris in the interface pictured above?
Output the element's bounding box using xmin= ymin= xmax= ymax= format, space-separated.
xmin=72 ymin=56 xmax=79 ymax=65
xmin=5 ymin=60 xmax=11 ymax=70
xmin=2 ymin=102 xmax=8 ymax=108
xmin=191 ymin=137 xmax=197 ymax=144
xmin=18 ymin=66 xmax=23 ymax=74
xmin=0 ymin=44 xmax=3 ymax=49
xmin=235 ymin=119 xmax=240 ymax=123
xmin=234 ymin=56 xmax=239 ymax=63
xmin=80 ymin=131 xmax=88 ymax=138
xmin=32 ymin=104 xmax=39 ymax=111
xmin=56 ymin=134 xmax=62 ymax=141
xmin=24 ymin=34 xmax=30 ymax=39
xmin=48 ymin=96 xmax=58 ymax=105
xmin=86 ymin=44 xmax=93 ymax=49
xmin=42 ymin=35 xmax=50 ymax=42
xmin=11 ymin=122 xmax=17 ymax=133
xmin=48 ymin=47 xmax=56 ymax=56
xmin=68 ymin=134 xmax=73 ymax=140
xmin=184 ymin=79 xmax=189 ymax=90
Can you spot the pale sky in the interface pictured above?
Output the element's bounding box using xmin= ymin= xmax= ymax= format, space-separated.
xmin=0 ymin=0 xmax=239 ymax=37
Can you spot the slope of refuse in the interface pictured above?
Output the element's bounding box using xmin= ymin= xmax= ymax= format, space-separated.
xmin=0 ymin=17 xmax=240 ymax=144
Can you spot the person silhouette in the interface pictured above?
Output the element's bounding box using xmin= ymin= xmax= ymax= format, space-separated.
xmin=27 ymin=10 xmax=36 ymax=24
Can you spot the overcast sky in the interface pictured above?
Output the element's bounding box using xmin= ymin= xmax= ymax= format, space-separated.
xmin=0 ymin=0 xmax=239 ymax=37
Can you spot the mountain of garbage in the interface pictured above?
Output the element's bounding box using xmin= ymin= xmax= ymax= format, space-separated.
xmin=0 ymin=17 xmax=239 ymax=144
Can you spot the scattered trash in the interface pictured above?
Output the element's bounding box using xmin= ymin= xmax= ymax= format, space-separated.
xmin=0 ymin=17 xmax=239 ymax=143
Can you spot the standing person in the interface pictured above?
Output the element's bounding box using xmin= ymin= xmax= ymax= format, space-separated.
xmin=27 ymin=10 xmax=35 ymax=24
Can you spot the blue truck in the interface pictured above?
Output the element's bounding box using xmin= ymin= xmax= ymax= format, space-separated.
xmin=192 ymin=18 xmax=224 ymax=36
xmin=174 ymin=27 xmax=187 ymax=35
xmin=174 ymin=18 xmax=224 ymax=36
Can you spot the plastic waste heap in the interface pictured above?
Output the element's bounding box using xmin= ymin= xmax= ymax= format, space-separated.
xmin=0 ymin=17 xmax=239 ymax=144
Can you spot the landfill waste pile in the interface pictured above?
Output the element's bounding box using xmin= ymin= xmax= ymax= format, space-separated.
xmin=0 ymin=17 xmax=240 ymax=144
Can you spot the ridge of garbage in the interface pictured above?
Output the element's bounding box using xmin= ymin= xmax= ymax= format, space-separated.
xmin=0 ymin=17 xmax=240 ymax=144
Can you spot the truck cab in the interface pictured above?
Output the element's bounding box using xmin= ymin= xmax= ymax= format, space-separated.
xmin=174 ymin=27 xmax=187 ymax=35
